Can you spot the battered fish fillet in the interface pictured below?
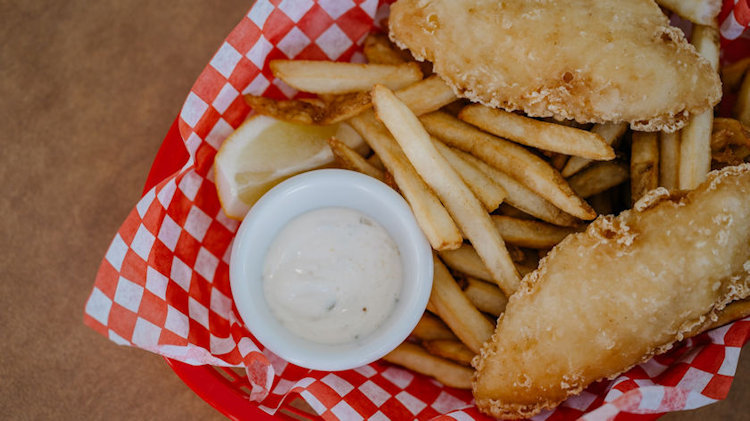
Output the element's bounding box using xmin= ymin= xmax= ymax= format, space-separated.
xmin=389 ymin=0 xmax=722 ymax=132
xmin=473 ymin=164 xmax=750 ymax=419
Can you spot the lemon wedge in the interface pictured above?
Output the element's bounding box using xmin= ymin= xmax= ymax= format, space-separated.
xmin=215 ymin=114 xmax=366 ymax=219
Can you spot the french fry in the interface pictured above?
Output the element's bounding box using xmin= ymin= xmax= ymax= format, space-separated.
xmin=659 ymin=131 xmax=681 ymax=190
xmin=327 ymin=137 xmax=385 ymax=180
xmin=550 ymin=153 xmax=569 ymax=171
xmin=247 ymin=75 xmax=456 ymax=125
xmin=438 ymin=244 xmax=492 ymax=283
xmin=561 ymin=123 xmax=629 ymax=177
xmin=373 ymin=86 xmax=520 ymax=294
xmin=349 ymin=111 xmax=463 ymax=250
xmin=363 ymin=32 xmax=410 ymax=64
xmin=411 ymin=313 xmax=458 ymax=341
xmin=459 ymin=105 xmax=614 ymax=160
xmin=382 ymin=343 xmax=473 ymax=389
xmin=394 ymin=75 xmax=458 ymax=116
xmin=506 ymin=244 xmax=526 ymax=263
xmin=456 ymin=150 xmax=580 ymax=227
xmin=679 ymin=25 xmax=720 ymax=190
xmin=655 ymin=0 xmax=721 ymax=26
xmin=567 ymin=161 xmax=630 ymax=199
xmin=631 ymin=131 xmax=660 ymax=205
xmin=319 ymin=91 xmax=374 ymax=124
xmin=244 ymin=95 xmax=324 ymax=125
xmin=433 ymin=139 xmax=507 ymax=212
xmin=463 ymin=277 xmax=508 ymax=317
xmin=270 ymin=60 xmax=423 ymax=94
xmin=736 ymin=71 xmax=750 ymax=127
xmin=244 ymin=91 xmax=372 ymax=125
xmin=722 ymin=57 xmax=750 ymax=92
xmin=422 ymin=340 xmax=475 ymax=366
xmin=421 ymin=112 xmax=596 ymax=220
xmin=429 ymin=256 xmax=495 ymax=353
xmin=367 ymin=153 xmax=385 ymax=170
xmin=711 ymin=118 xmax=750 ymax=167
xmin=426 ymin=300 xmax=437 ymax=315
xmin=497 ymin=203 xmax=535 ymax=220
xmin=441 ymin=100 xmax=470 ymax=116
xmin=440 ymin=243 xmax=536 ymax=281
xmin=491 ymin=215 xmax=577 ymax=249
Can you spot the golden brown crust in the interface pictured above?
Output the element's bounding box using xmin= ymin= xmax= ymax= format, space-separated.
xmin=472 ymin=164 xmax=750 ymax=419
xmin=389 ymin=0 xmax=721 ymax=132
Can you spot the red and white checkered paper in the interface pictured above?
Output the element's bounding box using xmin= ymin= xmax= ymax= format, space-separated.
xmin=85 ymin=1 xmax=750 ymax=419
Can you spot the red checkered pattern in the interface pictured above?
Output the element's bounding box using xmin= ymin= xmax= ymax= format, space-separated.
xmin=85 ymin=1 xmax=750 ymax=419
xmin=720 ymin=0 xmax=750 ymax=40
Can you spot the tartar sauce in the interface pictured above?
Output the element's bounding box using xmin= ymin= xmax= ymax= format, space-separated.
xmin=262 ymin=207 xmax=403 ymax=344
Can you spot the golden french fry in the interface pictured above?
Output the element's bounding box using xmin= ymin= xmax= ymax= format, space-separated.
xmin=736 ymin=71 xmax=750 ymax=127
xmin=245 ymin=92 xmax=372 ymax=126
xmin=373 ymin=86 xmax=520 ymax=294
xmin=567 ymin=161 xmax=629 ymax=199
xmin=456 ymin=151 xmax=580 ymax=227
xmin=679 ymin=25 xmax=720 ymax=190
xmin=319 ymin=91 xmax=374 ymax=124
xmin=631 ymin=131 xmax=660 ymax=205
xmin=491 ymin=215 xmax=577 ymax=249
xmin=722 ymin=57 xmax=750 ymax=92
xmin=655 ymin=0 xmax=721 ymax=26
xmin=497 ymin=203 xmax=535 ymax=220
xmin=270 ymin=60 xmax=423 ymax=94
xmin=421 ymin=112 xmax=596 ymax=220
xmin=441 ymin=100 xmax=470 ymax=116
xmin=438 ymin=244 xmax=492 ymax=283
xmin=349 ymin=111 xmax=462 ymax=250
xmin=440 ymin=243 xmax=536 ymax=280
xmin=429 ymin=256 xmax=495 ymax=353
xmin=459 ymin=105 xmax=614 ymax=160
xmin=394 ymin=75 xmax=458 ymax=117
xmin=422 ymin=340 xmax=475 ymax=366
xmin=411 ymin=312 xmax=458 ymax=341
xmin=506 ymin=244 xmax=526 ymax=263
xmin=382 ymin=342 xmax=473 ymax=389
xmin=711 ymin=118 xmax=750 ymax=167
xmin=244 ymin=95 xmax=323 ymax=125
xmin=327 ymin=137 xmax=385 ymax=180
xmin=550 ymin=153 xmax=569 ymax=171
xmin=363 ymin=32 xmax=411 ymax=64
xmin=659 ymin=131 xmax=681 ymax=190
xmin=367 ymin=153 xmax=385 ymax=170
xmin=514 ymin=262 xmax=537 ymax=277
xmin=433 ymin=139 xmax=507 ymax=212
xmin=463 ymin=277 xmax=508 ymax=317
xmin=561 ymin=123 xmax=629 ymax=177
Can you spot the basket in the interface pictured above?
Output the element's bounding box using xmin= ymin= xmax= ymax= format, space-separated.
xmin=145 ymin=119 xmax=317 ymax=421
xmin=90 ymin=1 xmax=750 ymax=419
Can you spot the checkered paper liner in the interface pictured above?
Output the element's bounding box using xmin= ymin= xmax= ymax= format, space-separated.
xmin=84 ymin=1 xmax=750 ymax=419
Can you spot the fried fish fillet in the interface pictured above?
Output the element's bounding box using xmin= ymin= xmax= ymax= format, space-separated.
xmin=389 ymin=0 xmax=721 ymax=132
xmin=473 ymin=164 xmax=750 ymax=419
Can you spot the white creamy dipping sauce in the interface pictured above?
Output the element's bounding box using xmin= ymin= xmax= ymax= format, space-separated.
xmin=262 ymin=207 xmax=403 ymax=344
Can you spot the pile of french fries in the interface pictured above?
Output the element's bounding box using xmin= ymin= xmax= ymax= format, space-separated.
xmin=244 ymin=23 xmax=750 ymax=389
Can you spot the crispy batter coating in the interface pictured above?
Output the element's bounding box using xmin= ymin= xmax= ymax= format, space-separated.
xmin=389 ymin=0 xmax=721 ymax=132
xmin=472 ymin=164 xmax=750 ymax=419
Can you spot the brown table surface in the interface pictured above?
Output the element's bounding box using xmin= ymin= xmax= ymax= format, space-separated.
xmin=1 ymin=1 xmax=747 ymax=419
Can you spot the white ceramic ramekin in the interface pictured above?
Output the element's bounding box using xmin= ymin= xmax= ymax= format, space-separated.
xmin=229 ymin=169 xmax=433 ymax=371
